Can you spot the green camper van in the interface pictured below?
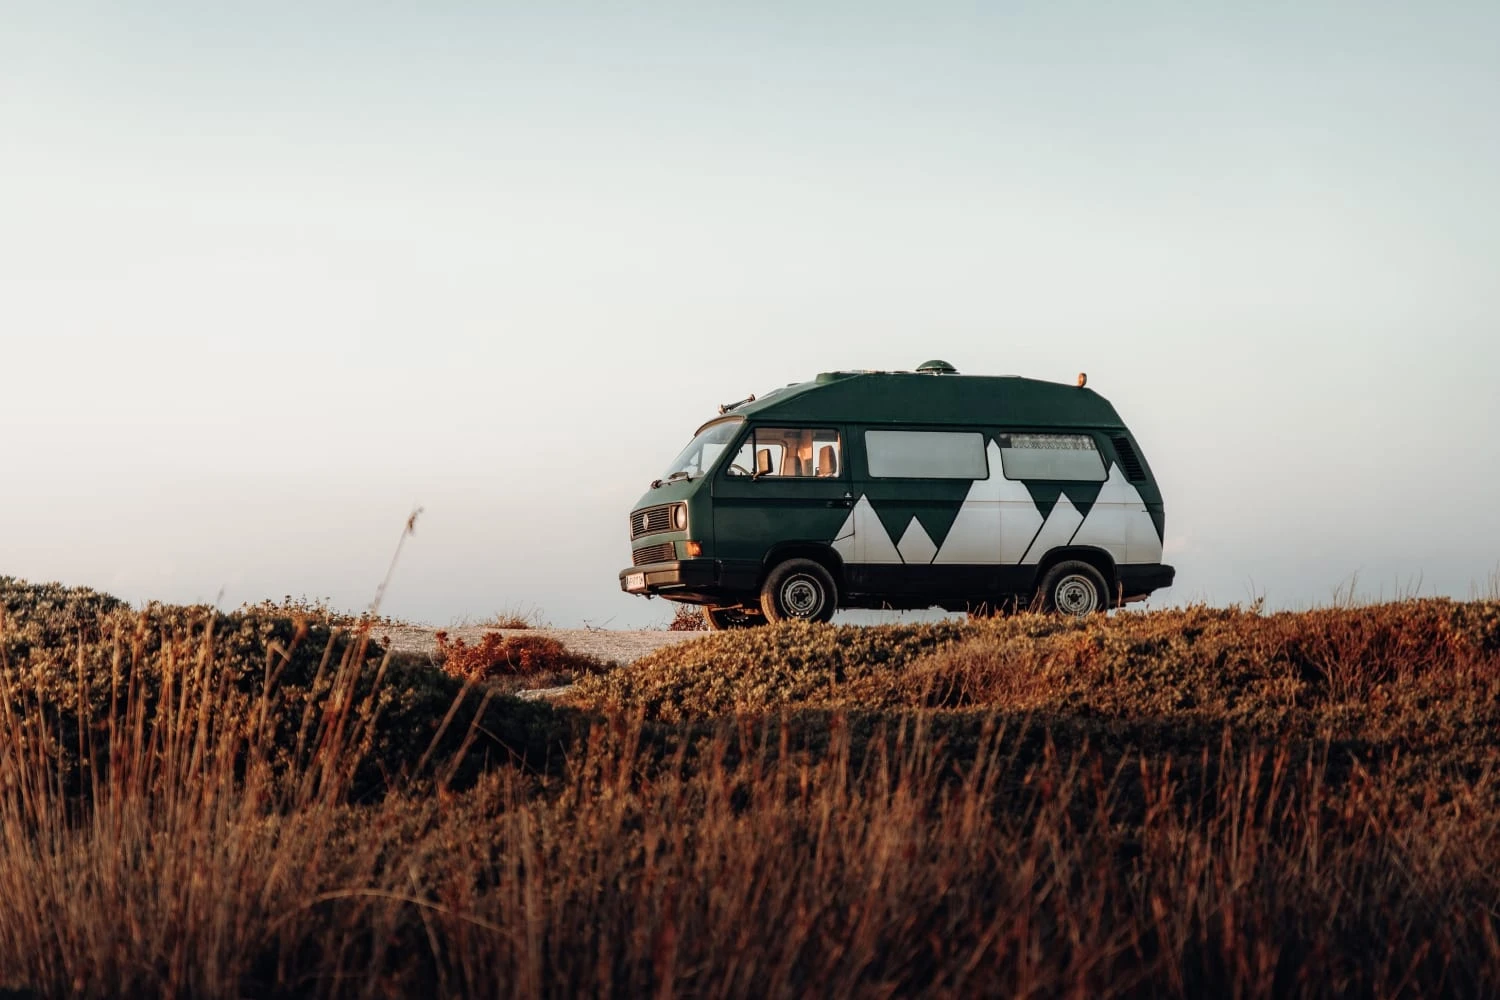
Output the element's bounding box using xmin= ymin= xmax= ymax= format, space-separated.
xmin=619 ymin=362 xmax=1174 ymax=629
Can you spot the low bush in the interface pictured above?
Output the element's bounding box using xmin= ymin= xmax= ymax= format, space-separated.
xmin=577 ymin=600 xmax=1500 ymax=720
xmin=435 ymin=631 xmax=607 ymax=690
xmin=572 ymin=619 xmax=969 ymax=722
xmin=236 ymin=594 xmax=405 ymax=628
xmin=667 ymin=604 xmax=708 ymax=631
xmin=487 ymin=604 xmax=549 ymax=629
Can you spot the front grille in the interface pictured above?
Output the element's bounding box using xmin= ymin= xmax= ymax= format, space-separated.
xmin=632 ymin=542 xmax=677 ymax=566
xmin=630 ymin=504 xmax=676 ymax=540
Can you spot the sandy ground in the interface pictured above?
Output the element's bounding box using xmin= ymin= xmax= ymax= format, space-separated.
xmin=372 ymin=624 xmax=703 ymax=665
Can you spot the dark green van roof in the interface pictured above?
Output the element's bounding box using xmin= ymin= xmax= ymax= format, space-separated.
xmin=727 ymin=370 xmax=1127 ymax=429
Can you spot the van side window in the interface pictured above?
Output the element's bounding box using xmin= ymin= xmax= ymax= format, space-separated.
xmin=998 ymin=433 xmax=1106 ymax=481
xmin=865 ymin=430 xmax=987 ymax=479
xmin=726 ymin=428 xmax=842 ymax=478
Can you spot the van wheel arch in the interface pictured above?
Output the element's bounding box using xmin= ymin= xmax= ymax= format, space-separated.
xmin=760 ymin=543 xmax=845 ymax=592
xmin=1030 ymin=547 xmax=1119 ymax=606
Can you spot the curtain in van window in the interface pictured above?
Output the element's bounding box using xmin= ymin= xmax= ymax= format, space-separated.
xmin=997 ymin=434 xmax=1106 ymax=481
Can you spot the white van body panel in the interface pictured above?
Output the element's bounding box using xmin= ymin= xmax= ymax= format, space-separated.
xmin=1069 ymin=464 xmax=1164 ymax=566
xmin=1021 ymin=493 xmax=1085 ymax=565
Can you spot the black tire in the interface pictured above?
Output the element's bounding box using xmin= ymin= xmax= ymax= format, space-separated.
xmin=703 ymin=605 xmax=764 ymax=631
xmin=759 ymin=558 xmax=838 ymax=624
xmin=1037 ymin=561 xmax=1110 ymax=618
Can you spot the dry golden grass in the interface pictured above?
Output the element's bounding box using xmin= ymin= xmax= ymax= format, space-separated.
xmin=1 ymin=578 xmax=1498 ymax=997
xmin=483 ymin=603 xmax=550 ymax=629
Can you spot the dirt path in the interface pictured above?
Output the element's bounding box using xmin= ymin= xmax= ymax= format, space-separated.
xmin=374 ymin=625 xmax=702 ymax=665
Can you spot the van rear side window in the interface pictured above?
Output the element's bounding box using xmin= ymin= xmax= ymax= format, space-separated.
xmin=865 ymin=430 xmax=988 ymax=479
xmin=998 ymin=433 xmax=1106 ymax=481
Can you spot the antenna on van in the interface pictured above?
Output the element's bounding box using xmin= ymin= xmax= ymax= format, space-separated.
xmin=1076 ymin=372 xmax=1088 ymax=388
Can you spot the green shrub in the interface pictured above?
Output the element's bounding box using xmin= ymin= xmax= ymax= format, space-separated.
xmin=575 ymin=601 xmax=1500 ymax=728
xmin=572 ymin=619 xmax=970 ymax=721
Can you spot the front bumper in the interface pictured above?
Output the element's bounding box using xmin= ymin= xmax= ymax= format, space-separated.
xmin=619 ymin=559 xmax=760 ymax=604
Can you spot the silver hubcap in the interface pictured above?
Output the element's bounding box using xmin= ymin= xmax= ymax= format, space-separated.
xmin=1054 ymin=574 xmax=1099 ymax=616
xmin=780 ymin=575 xmax=824 ymax=617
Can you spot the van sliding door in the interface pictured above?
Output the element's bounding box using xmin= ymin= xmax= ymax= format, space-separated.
xmin=846 ymin=428 xmax=999 ymax=600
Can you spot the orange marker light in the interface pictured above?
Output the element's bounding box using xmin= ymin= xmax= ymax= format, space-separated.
xmin=685 ymin=541 xmax=703 ymax=558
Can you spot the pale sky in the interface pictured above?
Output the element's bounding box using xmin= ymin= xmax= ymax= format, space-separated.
xmin=3 ymin=1 xmax=1497 ymax=626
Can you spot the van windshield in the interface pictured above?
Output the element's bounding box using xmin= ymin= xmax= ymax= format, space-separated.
xmin=660 ymin=419 xmax=743 ymax=481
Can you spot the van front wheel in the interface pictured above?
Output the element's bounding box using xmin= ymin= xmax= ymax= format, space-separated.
xmin=1038 ymin=561 xmax=1109 ymax=618
xmin=760 ymin=559 xmax=837 ymax=624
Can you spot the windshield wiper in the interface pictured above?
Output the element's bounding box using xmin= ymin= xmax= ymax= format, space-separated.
xmin=650 ymin=471 xmax=694 ymax=489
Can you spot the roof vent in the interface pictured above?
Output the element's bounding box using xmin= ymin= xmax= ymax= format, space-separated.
xmin=915 ymin=359 xmax=958 ymax=375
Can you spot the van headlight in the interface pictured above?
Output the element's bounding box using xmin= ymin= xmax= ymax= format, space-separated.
xmin=672 ymin=504 xmax=688 ymax=531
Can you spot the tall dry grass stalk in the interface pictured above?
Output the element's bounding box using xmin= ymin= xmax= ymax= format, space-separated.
xmin=0 ymin=609 xmax=401 ymax=995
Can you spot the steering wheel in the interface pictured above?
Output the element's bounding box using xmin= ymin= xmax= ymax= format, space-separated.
xmin=728 ymin=463 xmax=753 ymax=477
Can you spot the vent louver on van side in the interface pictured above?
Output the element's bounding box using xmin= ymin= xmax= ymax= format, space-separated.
xmin=1111 ymin=436 xmax=1147 ymax=481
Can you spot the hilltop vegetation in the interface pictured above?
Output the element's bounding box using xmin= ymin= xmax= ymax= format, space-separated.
xmin=576 ymin=602 xmax=1500 ymax=791
xmin=0 ymin=576 xmax=1498 ymax=997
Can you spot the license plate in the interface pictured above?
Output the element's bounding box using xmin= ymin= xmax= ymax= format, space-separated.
xmin=625 ymin=573 xmax=646 ymax=592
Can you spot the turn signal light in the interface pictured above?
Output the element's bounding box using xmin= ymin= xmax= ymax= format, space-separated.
xmin=685 ymin=541 xmax=703 ymax=557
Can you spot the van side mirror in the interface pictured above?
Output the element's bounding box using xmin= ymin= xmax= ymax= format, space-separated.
xmin=755 ymin=448 xmax=773 ymax=478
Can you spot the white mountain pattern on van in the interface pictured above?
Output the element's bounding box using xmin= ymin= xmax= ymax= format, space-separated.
xmin=834 ymin=442 xmax=1162 ymax=567
xmin=896 ymin=517 xmax=938 ymax=565
xmin=1020 ymin=492 xmax=1084 ymax=564
xmin=932 ymin=441 xmax=1042 ymax=565
xmin=830 ymin=495 xmax=902 ymax=564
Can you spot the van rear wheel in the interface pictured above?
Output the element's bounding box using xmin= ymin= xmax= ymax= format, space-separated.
xmin=703 ymin=606 xmax=763 ymax=631
xmin=1038 ymin=561 xmax=1109 ymax=618
xmin=759 ymin=559 xmax=837 ymax=624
